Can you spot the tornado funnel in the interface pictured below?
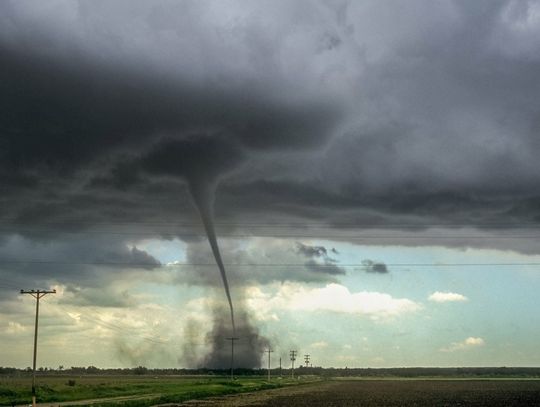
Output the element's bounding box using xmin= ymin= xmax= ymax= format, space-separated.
xmin=189 ymin=181 xmax=235 ymax=333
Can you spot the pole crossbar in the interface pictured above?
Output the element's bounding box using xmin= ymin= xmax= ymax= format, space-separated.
xmin=304 ymin=354 xmax=310 ymax=368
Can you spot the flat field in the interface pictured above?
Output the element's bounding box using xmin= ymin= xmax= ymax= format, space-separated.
xmin=195 ymin=379 xmax=540 ymax=407
xmin=0 ymin=375 xmax=304 ymax=407
xmin=4 ymin=377 xmax=540 ymax=406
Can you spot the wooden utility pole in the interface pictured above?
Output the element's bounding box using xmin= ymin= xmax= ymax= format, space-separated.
xmin=226 ymin=337 xmax=239 ymax=380
xmin=20 ymin=289 xmax=56 ymax=407
xmin=265 ymin=348 xmax=273 ymax=380
xmin=304 ymin=354 xmax=310 ymax=368
xmin=290 ymin=350 xmax=297 ymax=378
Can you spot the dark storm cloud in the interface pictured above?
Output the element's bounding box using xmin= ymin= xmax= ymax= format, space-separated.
xmin=0 ymin=235 xmax=160 ymax=307
xmin=361 ymin=260 xmax=389 ymax=274
xmin=304 ymin=259 xmax=346 ymax=275
xmin=0 ymin=45 xmax=337 ymax=178
xmin=295 ymin=242 xmax=346 ymax=275
xmin=0 ymin=235 xmax=160 ymax=272
xmin=174 ymin=239 xmax=343 ymax=287
xmin=0 ymin=0 xmax=341 ymax=180
xmin=296 ymin=243 xmax=328 ymax=258
xmin=0 ymin=0 xmax=342 ymax=247
xmin=1 ymin=0 xmax=540 ymax=274
xmin=140 ymin=136 xmax=245 ymax=182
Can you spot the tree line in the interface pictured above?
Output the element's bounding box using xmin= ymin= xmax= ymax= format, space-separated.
xmin=2 ymin=366 xmax=540 ymax=378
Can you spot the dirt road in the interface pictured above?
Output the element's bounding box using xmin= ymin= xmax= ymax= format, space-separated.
xmin=166 ymin=379 xmax=540 ymax=407
xmin=14 ymin=393 xmax=163 ymax=407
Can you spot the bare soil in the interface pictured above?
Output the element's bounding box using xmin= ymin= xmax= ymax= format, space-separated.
xmin=167 ymin=379 xmax=540 ymax=406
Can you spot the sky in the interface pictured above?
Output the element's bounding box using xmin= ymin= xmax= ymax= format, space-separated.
xmin=2 ymin=0 xmax=540 ymax=369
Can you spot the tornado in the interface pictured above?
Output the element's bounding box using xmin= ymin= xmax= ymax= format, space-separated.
xmin=188 ymin=180 xmax=235 ymax=333
xmin=141 ymin=135 xmax=243 ymax=335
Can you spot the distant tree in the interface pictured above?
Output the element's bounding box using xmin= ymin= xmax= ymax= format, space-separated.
xmin=86 ymin=366 xmax=99 ymax=374
xmin=133 ymin=366 xmax=148 ymax=375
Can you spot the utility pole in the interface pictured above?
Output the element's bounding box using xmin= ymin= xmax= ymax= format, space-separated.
xmin=265 ymin=348 xmax=273 ymax=381
xmin=226 ymin=337 xmax=239 ymax=380
xmin=279 ymin=357 xmax=282 ymax=377
xmin=289 ymin=350 xmax=297 ymax=379
xmin=20 ymin=289 xmax=56 ymax=407
xmin=304 ymin=354 xmax=310 ymax=368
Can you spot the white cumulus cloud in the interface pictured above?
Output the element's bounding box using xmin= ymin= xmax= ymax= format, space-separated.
xmin=246 ymin=283 xmax=421 ymax=320
xmin=310 ymin=341 xmax=329 ymax=349
xmin=440 ymin=337 xmax=485 ymax=352
xmin=6 ymin=321 xmax=27 ymax=335
xmin=428 ymin=291 xmax=468 ymax=303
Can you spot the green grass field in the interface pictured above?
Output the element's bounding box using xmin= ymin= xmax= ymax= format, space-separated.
xmin=0 ymin=375 xmax=309 ymax=406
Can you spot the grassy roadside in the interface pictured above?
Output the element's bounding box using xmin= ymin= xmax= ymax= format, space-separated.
xmin=0 ymin=375 xmax=319 ymax=406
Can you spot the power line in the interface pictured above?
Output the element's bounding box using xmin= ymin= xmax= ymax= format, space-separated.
xmin=18 ymin=303 xmax=210 ymax=346
xmin=6 ymin=297 xmax=206 ymax=346
xmin=0 ymin=260 xmax=133 ymax=267
xmin=2 ymin=260 xmax=540 ymax=267
xmin=6 ymin=293 xmax=211 ymax=347
xmin=78 ymin=314 xmax=169 ymax=345
xmin=2 ymin=218 xmax=540 ymax=228
xmin=0 ymin=282 xmax=23 ymax=290
xmin=54 ymin=304 xmax=206 ymax=346
xmin=3 ymin=227 xmax=540 ymax=239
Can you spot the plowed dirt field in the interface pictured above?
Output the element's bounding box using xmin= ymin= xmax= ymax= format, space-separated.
xmin=173 ymin=379 xmax=540 ymax=406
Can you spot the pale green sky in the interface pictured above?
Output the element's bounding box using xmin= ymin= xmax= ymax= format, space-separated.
xmin=3 ymin=237 xmax=540 ymax=369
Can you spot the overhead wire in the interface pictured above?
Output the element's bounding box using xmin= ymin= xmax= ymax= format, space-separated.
xmin=0 ymin=281 xmax=23 ymax=290
xmin=0 ymin=283 xmax=211 ymax=346
xmin=1 ymin=227 xmax=540 ymax=239
xmin=1 ymin=218 xmax=540 ymax=228
xmin=2 ymin=286 xmax=167 ymax=345
xmin=0 ymin=259 xmax=540 ymax=267
xmin=54 ymin=304 xmax=212 ymax=346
